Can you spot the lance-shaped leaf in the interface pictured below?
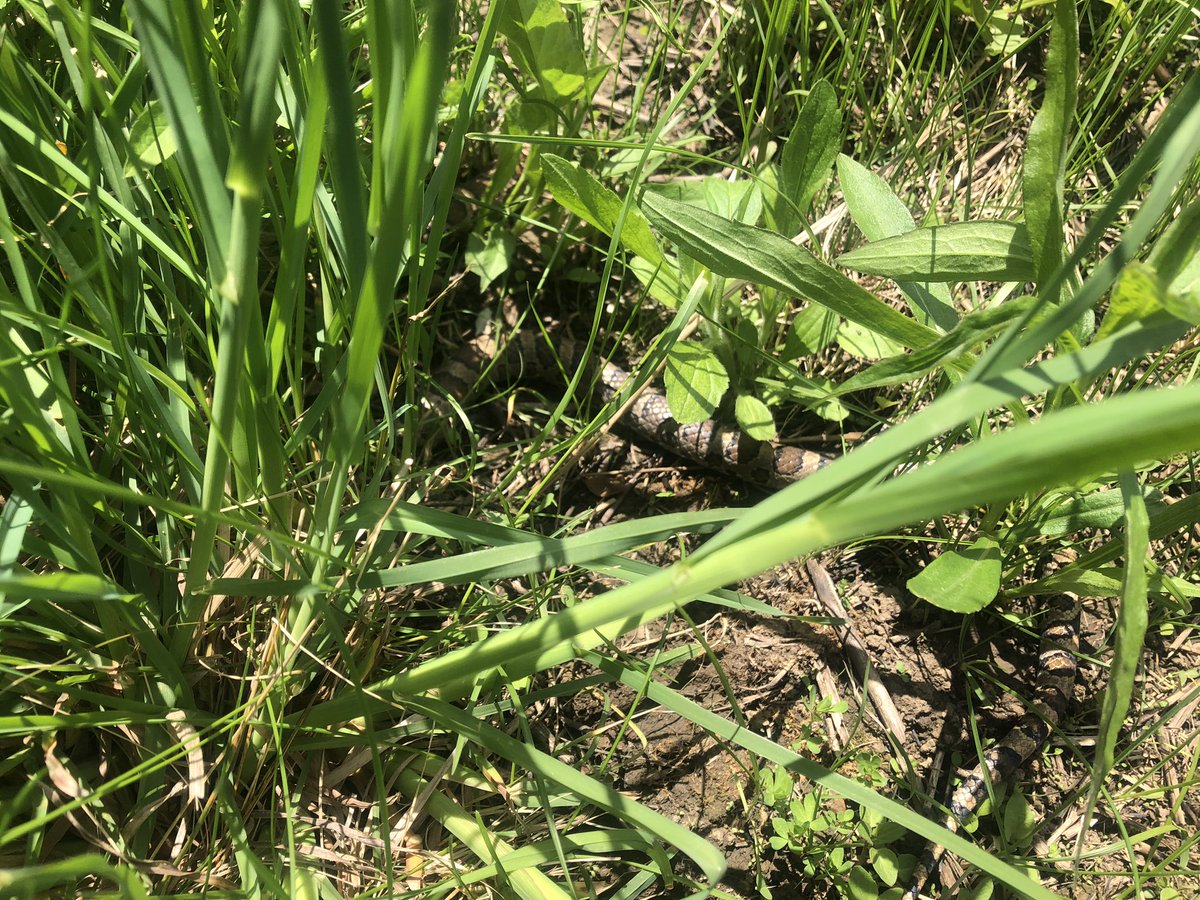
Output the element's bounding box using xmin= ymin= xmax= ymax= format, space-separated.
xmin=837 ymin=221 xmax=1035 ymax=283
xmin=778 ymin=80 xmax=840 ymax=231
xmin=837 ymin=153 xmax=958 ymax=330
xmin=1023 ymin=0 xmax=1078 ymax=291
xmin=641 ymin=193 xmax=938 ymax=351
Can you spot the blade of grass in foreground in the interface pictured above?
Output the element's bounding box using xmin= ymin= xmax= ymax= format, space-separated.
xmin=308 ymin=0 xmax=455 ymax=583
xmin=1075 ymin=471 xmax=1150 ymax=859
xmin=298 ymin=382 xmax=1200 ymax=714
xmin=401 ymin=694 xmax=728 ymax=889
xmin=289 ymin=385 xmax=1200 ymax=900
xmin=698 ymin=311 xmax=1188 ymax=560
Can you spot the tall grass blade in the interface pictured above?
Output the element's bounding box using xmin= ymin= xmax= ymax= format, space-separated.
xmin=1075 ymin=471 xmax=1150 ymax=859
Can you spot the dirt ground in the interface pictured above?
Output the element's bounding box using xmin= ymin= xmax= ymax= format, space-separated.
xmin=507 ymin=436 xmax=1200 ymax=899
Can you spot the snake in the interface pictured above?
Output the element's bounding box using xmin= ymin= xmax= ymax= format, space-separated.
xmin=436 ymin=322 xmax=1082 ymax=896
xmin=435 ymin=325 xmax=835 ymax=485
xmin=905 ymin=588 xmax=1080 ymax=898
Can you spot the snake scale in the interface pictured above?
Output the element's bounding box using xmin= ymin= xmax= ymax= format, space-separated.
xmin=437 ymin=323 xmax=1082 ymax=896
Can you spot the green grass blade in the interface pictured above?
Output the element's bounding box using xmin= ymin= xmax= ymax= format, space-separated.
xmin=394 ymin=766 xmax=574 ymax=899
xmin=126 ymin=1 xmax=232 ymax=267
xmin=170 ymin=0 xmax=285 ymax=646
xmin=1075 ymin=470 xmax=1150 ymax=859
xmin=362 ymin=508 xmax=737 ymax=587
xmin=311 ymin=0 xmax=368 ymax=302
xmin=835 ymin=296 xmax=1035 ymax=395
xmin=401 ymin=694 xmax=728 ymax=889
xmin=0 ymin=855 xmax=149 ymax=899
xmin=298 ymin=382 xmax=1200 ymax=727
xmin=698 ymin=312 xmax=1187 ymax=559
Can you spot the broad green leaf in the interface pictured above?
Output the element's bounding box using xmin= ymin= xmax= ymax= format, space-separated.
xmin=778 ymin=80 xmax=840 ymax=230
xmin=644 ymin=177 xmax=762 ymax=226
xmin=627 ymin=255 xmax=686 ymax=307
xmin=792 ymin=379 xmax=849 ymax=424
xmin=837 ymin=154 xmax=958 ymax=330
xmin=641 ymin=193 xmax=939 ymax=351
xmin=837 ymin=221 xmax=1035 ymax=283
xmin=785 ymin=303 xmax=839 ymax=356
xmin=1032 ymin=486 xmax=1164 ymax=537
xmin=734 ymin=394 xmax=775 ymax=441
xmin=497 ymin=0 xmax=588 ymax=102
xmin=871 ymin=848 xmax=900 ymax=887
xmin=980 ymin=10 xmax=1025 ymax=58
xmin=907 ymin=536 xmax=1002 ymax=613
xmin=1165 ymin=286 xmax=1200 ymax=325
xmin=869 ymin=817 xmax=909 ymax=847
xmin=490 ymin=98 xmax=552 ymax=193
xmin=1148 ymin=197 xmax=1200 ymax=293
xmin=542 ymin=154 xmax=664 ymax=265
xmin=464 ymin=227 xmax=514 ymax=291
xmin=601 ymin=146 xmax=668 ymax=179
xmin=664 ymin=343 xmax=728 ymax=423
xmin=1022 ymin=0 xmax=1078 ymax=290
xmin=847 ymin=865 xmax=878 ymax=900
xmin=837 ymin=152 xmax=915 ymax=241
xmin=960 ymin=878 xmax=995 ymax=900
xmin=812 ymin=395 xmax=849 ymax=424
xmin=759 ymin=371 xmax=847 ymax=421
xmin=836 ymin=320 xmax=905 ymax=360
xmin=126 ymin=99 xmax=178 ymax=171
xmin=1001 ymin=790 xmax=1036 ymax=847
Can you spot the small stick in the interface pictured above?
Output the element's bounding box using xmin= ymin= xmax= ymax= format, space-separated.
xmin=805 ymin=558 xmax=907 ymax=744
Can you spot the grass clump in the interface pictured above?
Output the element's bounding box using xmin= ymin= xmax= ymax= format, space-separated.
xmin=1 ymin=1 xmax=1199 ymax=898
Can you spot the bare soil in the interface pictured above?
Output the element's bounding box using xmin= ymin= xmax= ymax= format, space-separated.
xmin=511 ymin=438 xmax=1200 ymax=899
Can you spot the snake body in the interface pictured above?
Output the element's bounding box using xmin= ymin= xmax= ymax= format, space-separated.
xmin=437 ymin=327 xmax=834 ymax=484
xmin=438 ymin=323 xmax=1081 ymax=896
xmin=905 ymin=592 xmax=1080 ymax=898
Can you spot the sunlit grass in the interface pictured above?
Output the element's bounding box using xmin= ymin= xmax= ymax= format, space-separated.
xmin=0 ymin=1 xmax=1198 ymax=897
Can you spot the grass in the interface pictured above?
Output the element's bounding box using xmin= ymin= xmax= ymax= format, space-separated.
xmin=1 ymin=1 xmax=1199 ymax=898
